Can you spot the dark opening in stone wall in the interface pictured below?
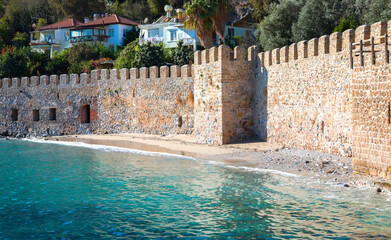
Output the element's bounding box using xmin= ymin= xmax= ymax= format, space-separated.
xmin=11 ymin=109 xmax=18 ymax=121
xmin=33 ymin=110 xmax=39 ymax=122
xmin=80 ymin=105 xmax=90 ymax=123
xmin=49 ymin=108 xmax=56 ymax=121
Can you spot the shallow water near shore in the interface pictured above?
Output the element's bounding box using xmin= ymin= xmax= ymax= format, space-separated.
xmin=0 ymin=140 xmax=390 ymax=239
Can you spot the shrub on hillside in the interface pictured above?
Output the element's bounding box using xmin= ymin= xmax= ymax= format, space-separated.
xmin=132 ymin=42 xmax=165 ymax=68
xmin=114 ymin=39 xmax=139 ymax=69
xmin=45 ymin=51 xmax=70 ymax=75
xmin=0 ymin=47 xmax=49 ymax=78
xmin=170 ymin=40 xmax=194 ymax=66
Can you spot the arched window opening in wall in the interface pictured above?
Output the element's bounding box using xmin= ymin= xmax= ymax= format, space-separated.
xmin=49 ymin=108 xmax=56 ymax=121
xmin=11 ymin=109 xmax=18 ymax=121
xmin=80 ymin=105 xmax=90 ymax=124
xmin=32 ymin=110 xmax=39 ymax=122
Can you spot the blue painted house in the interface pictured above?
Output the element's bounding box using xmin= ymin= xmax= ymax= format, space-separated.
xmin=138 ymin=7 xmax=255 ymax=49
xmin=31 ymin=14 xmax=139 ymax=57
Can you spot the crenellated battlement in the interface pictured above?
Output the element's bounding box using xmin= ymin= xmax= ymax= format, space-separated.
xmin=258 ymin=20 xmax=391 ymax=67
xmin=193 ymin=45 xmax=259 ymax=65
xmin=0 ymin=65 xmax=193 ymax=91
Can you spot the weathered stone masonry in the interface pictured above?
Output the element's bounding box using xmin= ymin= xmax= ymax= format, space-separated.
xmin=1 ymin=21 xmax=391 ymax=180
xmin=0 ymin=65 xmax=194 ymax=137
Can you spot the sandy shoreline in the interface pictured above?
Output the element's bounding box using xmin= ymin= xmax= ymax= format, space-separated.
xmin=43 ymin=133 xmax=390 ymax=193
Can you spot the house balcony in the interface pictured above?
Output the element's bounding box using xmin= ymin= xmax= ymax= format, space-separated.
xmin=30 ymin=39 xmax=61 ymax=46
xmin=70 ymin=35 xmax=109 ymax=43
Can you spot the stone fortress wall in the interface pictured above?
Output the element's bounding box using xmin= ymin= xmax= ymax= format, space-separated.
xmin=1 ymin=21 xmax=391 ymax=180
xmin=0 ymin=65 xmax=194 ymax=137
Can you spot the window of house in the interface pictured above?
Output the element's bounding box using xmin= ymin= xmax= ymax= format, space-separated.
xmin=123 ymin=29 xmax=128 ymax=37
xmin=11 ymin=109 xmax=18 ymax=122
xmin=168 ymin=29 xmax=177 ymax=41
xmin=228 ymin=28 xmax=234 ymax=40
xmin=148 ymin=29 xmax=159 ymax=38
xmin=108 ymin=29 xmax=114 ymax=37
xmin=49 ymin=108 xmax=56 ymax=121
xmin=80 ymin=105 xmax=90 ymax=124
xmin=33 ymin=110 xmax=39 ymax=122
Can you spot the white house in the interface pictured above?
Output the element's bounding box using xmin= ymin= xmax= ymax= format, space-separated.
xmin=30 ymin=19 xmax=82 ymax=57
xmin=31 ymin=14 xmax=139 ymax=57
xmin=138 ymin=6 xmax=255 ymax=49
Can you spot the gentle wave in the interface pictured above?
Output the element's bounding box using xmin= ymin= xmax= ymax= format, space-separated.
xmin=20 ymin=138 xmax=301 ymax=179
xmin=21 ymin=138 xmax=196 ymax=159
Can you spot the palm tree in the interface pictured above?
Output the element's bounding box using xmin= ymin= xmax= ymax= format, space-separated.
xmin=184 ymin=0 xmax=229 ymax=48
xmin=212 ymin=0 xmax=229 ymax=45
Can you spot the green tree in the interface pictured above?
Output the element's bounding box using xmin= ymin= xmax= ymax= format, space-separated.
xmin=48 ymin=0 xmax=106 ymax=21
xmin=133 ymin=42 xmax=165 ymax=67
xmin=333 ymin=16 xmax=359 ymax=33
xmin=184 ymin=0 xmax=218 ymax=48
xmin=170 ymin=40 xmax=194 ymax=66
xmin=257 ymin=0 xmax=303 ymax=51
xmin=110 ymin=0 xmax=151 ymax=22
xmin=147 ymin=0 xmax=167 ymax=17
xmin=292 ymin=0 xmax=335 ymax=43
xmin=45 ymin=51 xmax=70 ymax=75
xmin=12 ymin=32 xmax=29 ymax=48
xmin=250 ymin=0 xmax=279 ymax=22
xmin=122 ymin=27 xmax=140 ymax=46
xmin=64 ymin=43 xmax=98 ymax=73
xmin=114 ymin=39 xmax=139 ymax=69
xmin=0 ymin=16 xmax=12 ymax=47
xmin=363 ymin=0 xmax=391 ymax=24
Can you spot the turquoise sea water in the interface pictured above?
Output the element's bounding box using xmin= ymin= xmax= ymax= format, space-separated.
xmin=0 ymin=140 xmax=390 ymax=239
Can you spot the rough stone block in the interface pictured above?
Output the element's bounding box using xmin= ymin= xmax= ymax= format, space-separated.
xmin=289 ymin=43 xmax=298 ymax=60
xmin=218 ymin=45 xmax=231 ymax=63
xmin=110 ymin=69 xmax=119 ymax=80
xmin=194 ymin=51 xmax=201 ymax=65
xmin=234 ymin=46 xmax=246 ymax=61
xmin=248 ymin=45 xmax=259 ymax=62
xmin=265 ymin=51 xmax=272 ymax=66
xmin=181 ymin=65 xmax=191 ymax=77
xmin=70 ymin=74 xmax=80 ymax=85
xmin=209 ymin=47 xmax=218 ymax=62
xmin=160 ymin=66 xmax=169 ymax=78
xmin=130 ymin=68 xmax=139 ymax=79
xmin=50 ymin=75 xmax=59 ymax=85
xmin=80 ymin=73 xmax=90 ymax=84
xmin=100 ymin=69 xmax=109 ymax=80
xmin=258 ymin=52 xmax=265 ymax=67
xmin=272 ymin=48 xmax=280 ymax=64
xmin=319 ymin=35 xmax=330 ymax=54
xmin=298 ymin=40 xmax=308 ymax=59
xmin=330 ymin=32 xmax=342 ymax=53
xmin=60 ymin=74 xmax=69 ymax=85
xmin=12 ymin=78 xmax=21 ymax=87
xmin=40 ymin=75 xmax=49 ymax=85
xmin=170 ymin=65 xmax=181 ymax=78
xmin=342 ymin=29 xmax=355 ymax=50
xmin=149 ymin=66 xmax=159 ymax=78
xmin=201 ymin=49 xmax=209 ymax=64
xmin=31 ymin=76 xmax=39 ymax=86
xmin=3 ymin=78 xmax=11 ymax=88
xmin=371 ymin=21 xmax=387 ymax=43
xmin=91 ymin=70 xmax=100 ymax=82
xmin=140 ymin=67 xmax=149 ymax=78
xmin=21 ymin=77 xmax=30 ymax=87
xmin=280 ymin=46 xmax=289 ymax=63
xmin=120 ymin=68 xmax=129 ymax=81
xmin=356 ymin=25 xmax=370 ymax=41
xmin=308 ymin=38 xmax=318 ymax=57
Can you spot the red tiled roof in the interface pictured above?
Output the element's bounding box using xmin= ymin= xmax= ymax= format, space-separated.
xmin=37 ymin=19 xmax=82 ymax=30
xmin=78 ymin=14 xmax=139 ymax=28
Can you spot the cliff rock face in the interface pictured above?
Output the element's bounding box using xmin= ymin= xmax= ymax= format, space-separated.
xmin=228 ymin=0 xmax=254 ymax=27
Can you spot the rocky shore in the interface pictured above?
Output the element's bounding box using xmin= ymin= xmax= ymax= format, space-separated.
xmin=33 ymin=133 xmax=389 ymax=194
